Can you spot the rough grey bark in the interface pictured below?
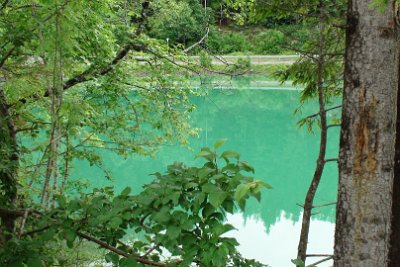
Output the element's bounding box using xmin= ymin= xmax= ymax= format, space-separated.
xmin=388 ymin=57 xmax=400 ymax=267
xmin=334 ymin=1 xmax=400 ymax=266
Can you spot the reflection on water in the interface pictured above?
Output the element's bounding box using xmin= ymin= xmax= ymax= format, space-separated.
xmin=225 ymin=212 xmax=334 ymax=267
xmin=73 ymin=85 xmax=340 ymax=266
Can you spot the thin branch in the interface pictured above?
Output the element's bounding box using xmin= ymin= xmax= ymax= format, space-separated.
xmin=327 ymin=123 xmax=341 ymax=129
xmin=17 ymin=209 xmax=30 ymax=237
xmin=141 ymin=244 xmax=160 ymax=258
xmin=22 ymin=224 xmax=51 ymax=236
xmin=77 ymin=231 xmax=167 ymax=267
xmin=306 ymin=256 xmax=333 ymax=267
xmin=184 ymin=27 xmax=209 ymax=53
xmin=312 ymin=202 xmax=336 ymax=208
xmin=324 ymin=158 xmax=338 ymax=163
xmin=304 ymin=105 xmax=342 ymax=120
xmin=306 ymin=254 xmax=333 ymax=257
xmin=0 ymin=0 xmax=9 ymax=11
xmin=0 ymin=46 xmax=15 ymax=68
xmin=44 ymin=1 xmax=150 ymax=95
xmin=0 ymin=207 xmax=41 ymax=218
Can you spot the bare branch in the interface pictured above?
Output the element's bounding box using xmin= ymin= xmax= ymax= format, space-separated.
xmin=306 ymin=256 xmax=333 ymax=266
xmin=0 ymin=47 xmax=15 ymax=68
xmin=304 ymin=105 xmax=342 ymax=120
xmin=184 ymin=27 xmax=209 ymax=53
xmin=306 ymin=254 xmax=333 ymax=257
xmin=324 ymin=158 xmax=338 ymax=163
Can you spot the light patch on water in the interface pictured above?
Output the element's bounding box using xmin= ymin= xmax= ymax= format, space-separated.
xmin=225 ymin=211 xmax=334 ymax=267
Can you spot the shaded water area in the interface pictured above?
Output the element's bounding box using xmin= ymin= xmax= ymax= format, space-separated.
xmin=73 ymin=79 xmax=340 ymax=267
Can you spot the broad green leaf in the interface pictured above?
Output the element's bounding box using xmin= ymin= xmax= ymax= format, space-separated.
xmin=198 ymin=167 xmax=215 ymax=179
xmin=209 ymin=192 xmax=229 ymax=208
xmin=64 ymin=230 xmax=76 ymax=244
xmin=220 ymin=150 xmax=240 ymax=160
xmin=105 ymin=252 xmax=119 ymax=264
xmin=234 ymin=184 xmax=250 ymax=201
xmin=202 ymin=183 xmax=219 ymax=193
xmin=222 ymin=199 xmax=234 ymax=213
xmin=256 ymin=179 xmax=273 ymax=189
xmin=214 ymin=139 xmax=227 ymax=149
xmin=109 ymin=217 xmax=123 ymax=229
xmin=214 ymin=223 xmax=236 ymax=235
xmin=167 ymin=225 xmax=181 ymax=239
xmin=239 ymin=161 xmax=255 ymax=173
xmin=195 ymin=148 xmax=215 ymax=161
xmin=202 ymin=203 xmax=215 ymax=217
xmin=121 ymin=187 xmax=132 ymax=196
xmin=291 ymin=259 xmax=305 ymax=267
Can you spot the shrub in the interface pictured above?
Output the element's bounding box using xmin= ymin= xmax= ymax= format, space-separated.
xmin=252 ymin=30 xmax=286 ymax=54
xmin=207 ymin=30 xmax=252 ymax=54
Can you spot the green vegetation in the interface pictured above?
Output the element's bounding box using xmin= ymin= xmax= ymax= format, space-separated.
xmin=0 ymin=0 xmax=349 ymax=266
xmin=2 ymin=143 xmax=270 ymax=266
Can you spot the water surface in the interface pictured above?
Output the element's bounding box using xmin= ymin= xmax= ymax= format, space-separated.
xmin=74 ymin=85 xmax=340 ymax=267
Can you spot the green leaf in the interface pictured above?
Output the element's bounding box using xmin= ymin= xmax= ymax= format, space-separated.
xmin=220 ymin=150 xmax=240 ymax=161
xmin=209 ymin=192 xmax=229 ymax=208
xmin=195 ymin=148 xmax=215 ymax=161
xmin=202 ymin=183 xmax=219 ymax=193
xmin=109 ymin=217 xmax=123 ymax=229
xmin=222 ymin=199 xmax=234 ymax=213
xmin=41 ymin=227 xmax=57 ymax=241
xmin=167 ymin=225 xmax=181 ymax=239
xmin=239 ymin=161 xmax=255 ymax=173
xmin=121 ymin=187 xmax=132 ymax=196
xmin=214 ymin=223 xmax=236 ymax=235
xmin=291 ymin=259 xmax=305 ymax=267
xmin=256 ymin=179 xmax=273 ymax=189
xmin=64 ymin=230 xmax=76 ymax=244
xmin=234 ymin=184 xmax=250 ymax=201
xmin=153 ymin=206 xmax=170 ymax=223
xmin=198 ymin=167 xmax=215 ymax=179
xmin=26 ymin=258 xmax=42 ymax=267
xmin=214 ymin=139 xmax=227 ymax=149
xmin=119 ymin=258 xmax=141 ymax=267
xmin=105 ymin=252 xmax=119 ymax=264
xmin=202 ymin=203 xmax=215 ymax=217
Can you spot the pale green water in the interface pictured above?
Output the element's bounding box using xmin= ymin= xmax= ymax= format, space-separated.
xmin=74 ymin=86 xmax=340 ymax=266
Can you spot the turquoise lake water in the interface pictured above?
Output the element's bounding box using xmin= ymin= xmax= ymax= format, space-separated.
xmin=74 ymin=84 xmax=340 ymax=267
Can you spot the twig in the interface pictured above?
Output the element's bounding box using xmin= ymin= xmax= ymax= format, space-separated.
xmin=324 ymin=158 xmax=338 ymax=163
xmin=327 ymin=123 xmax=341 ymax=129
xmin=22 ymin=224 xmax=51 ymax=236
xmin=141 ymin=244 xmax=160 ymax=258
xmin=312 ymin=202 xmax=336 ymax=208
xmin=304 ymin=105 xmax=342 ymax=120
xmin=77 ymin=231 xmax=167 ymax=267
xmin=18 ymin=208 xmax=30 ymax=237
xmin=306 ymin=256 xmax=333 ymax=266
xmin=306 ymin=254 xmax=333 ymax=257
xmin=184 ymin=27 xmax=209 ymax=52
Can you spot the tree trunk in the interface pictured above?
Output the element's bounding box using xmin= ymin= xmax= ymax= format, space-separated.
xmin=0 ymin=87 xmax=18 ymax=244
xmin=334 ymin=1 xmax=399 ymax=266
xmin=388 ymin=53 xmax=400 ymax=267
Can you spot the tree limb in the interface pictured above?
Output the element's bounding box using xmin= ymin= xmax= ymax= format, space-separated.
xmin=77 ymin=231 xmax=167 ymax=267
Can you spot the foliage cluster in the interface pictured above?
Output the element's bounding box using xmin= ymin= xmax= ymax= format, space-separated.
xmin=1 ymin=144 xmax=270 ymax=267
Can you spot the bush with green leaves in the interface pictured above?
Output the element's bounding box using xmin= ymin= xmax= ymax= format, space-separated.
xmin=148 ymin=0 xmax=210 ymax=46
xmin=207 ymin=30 xmax=252 ymax=54
xmin=0 ymin=143 xmax=271 ymax=267
xmin=252 ymin=30 xmax=285 ymax=54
